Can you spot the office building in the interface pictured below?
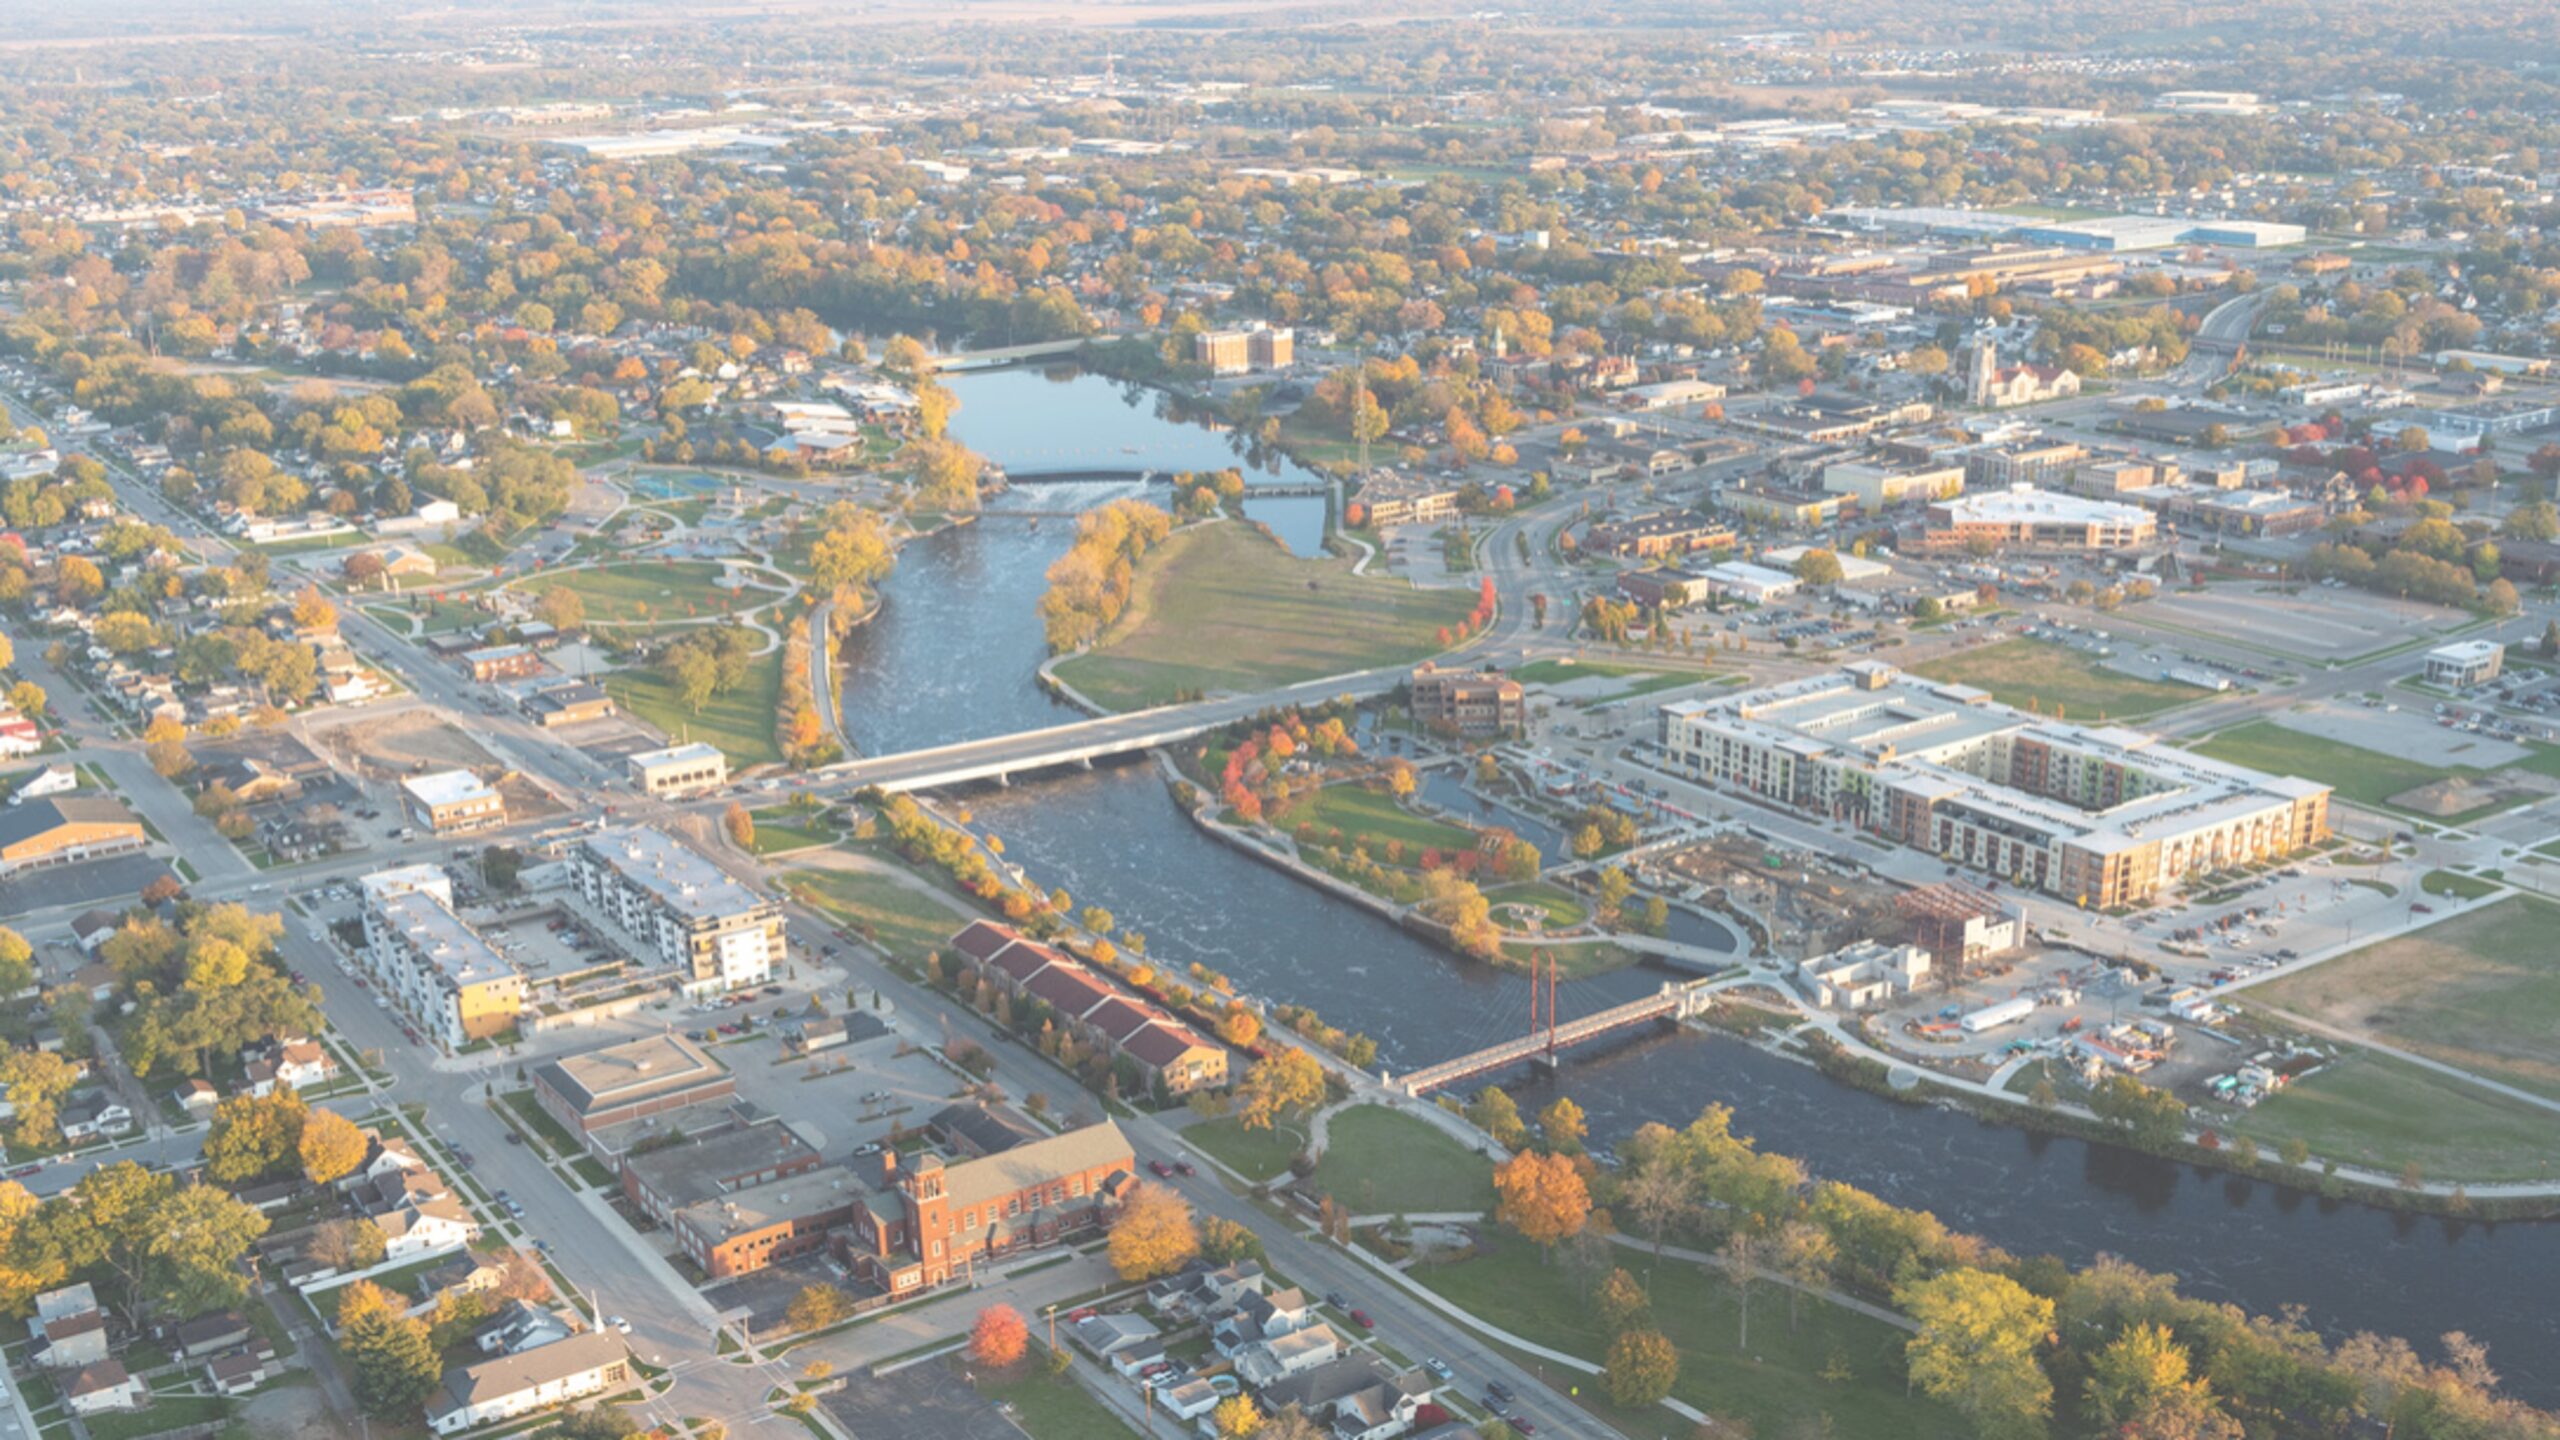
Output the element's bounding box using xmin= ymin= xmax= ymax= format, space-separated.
xmin=1581 ymin=511 xmax=1735 ymax=558
xmin=1820 ymin=460 xmax=1965 ymax=510
xmin=533 ymin=1033 xmax=734 ymax=1145
xmin=2424 ymin=640 xmax=2505 ymax=690
xmin=1194 ymin=330 xmax=1251 ymax=376
xmin=1653 ymin=663 xmax=2331 ymax=907
xmin=1247 ymin=328 xmax=1294 ymax=370
xmin=575 ymin=826 xmax=783 ymax=995
xmin=1408 ymin=662 xmax=1527 ymax=738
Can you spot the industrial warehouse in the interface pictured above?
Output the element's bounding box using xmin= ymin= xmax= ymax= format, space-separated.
xmin=1652 ymin=662 xmax=2332 ymax=906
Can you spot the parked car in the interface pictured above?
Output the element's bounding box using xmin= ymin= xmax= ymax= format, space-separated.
xmin=1147 ymin=1160 xmax=1174 ymax=1178
xmin=1349 ymin=1309 xmax=1374 ymax=1330
xmin=1173 ymin=1160 xmax=1196 ymax=1177
xmin=1424 ymin=1358 xmax=1452 ymax=1381
xmin=607 ymin=1316 xmax=631 ymax=1334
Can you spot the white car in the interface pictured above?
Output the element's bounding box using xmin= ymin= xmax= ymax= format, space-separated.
xmin=607 ymin=1315 xmax=632 ymax=1334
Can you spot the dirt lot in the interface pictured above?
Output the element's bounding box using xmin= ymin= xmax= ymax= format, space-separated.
xmin=1651 ymin=833 xmax=1901 ymax=956
xmin=315 ymin=709 xmax=505 ymax=783
xmin=2390 ymin=771 xmax=2554 ymax=817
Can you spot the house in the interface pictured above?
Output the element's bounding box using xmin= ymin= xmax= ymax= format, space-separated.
xmin=369 ymin=1187 xmax=480 ymax=1262
xmin=70 ymin=909 xmax=121 ymax=954
xmin=1257 ymin=1356 xmax=1415 ymax=1427
xmin=1158 ymin=1376 xmax=1223 ymax=1422
xmin=1214 ymin=1286 xmax=1316 ymax=1356
xmin=473 ymin=1299 xmax=577 ymax=1356
xmin=170 ymin=1311 xmax=254 ymax=1361
xmin=1234 ymin=1323 xmax=1345 ymax=1387
xmin=417 ymin=1255 xmax=514 ymax=1307
xmin=8 ymin=764 xmax=79 ymax=805
xmin=204 ymin=1339 xmax=283 ymax=1396
xmin=1069 ymin=1311 xmax=1163 ymax=1372
xmin=426 ymin=1331 xmax=632 ymax=1435
xmin=172 ymin=1079 xmax=220 ymax=1113
xmin=1148 ymin=1260 xmax=1267 ymax=1318
xmin=64 ymin=1359 xmax=147 ymax=1415
xmin=245 ymin=1037 xmax=339 ymax=1095
xmin=58 ymin=1091 xmax=134 ymax=1143
xmin=28 ymin=1283 xmax=109 ymax=1369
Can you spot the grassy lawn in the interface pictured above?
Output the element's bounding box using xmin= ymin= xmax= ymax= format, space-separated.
xmin=2247 ymin=896 xmax=2560 ymax=1101
xmin=1415 ymin=1235 xmax=1963 ymax=1438
xmin=2189 ymin=721 xmax=2526 ymax=820
xmin=519 ymin=560 xmax=760 ymax=625
xmin=1270 ymin=782 xmax=1480 ymax=858
xmin=748 ymin=807 xmax=841 ymax=855
xmin=603 ymin=650 xmax=783 ymax=768
xmin=2216 ymin=1048 xmax=2560 ymax=1183
xmin=1182 ymin=1115 xmax=1308 ymax=1179
xmin=1052 ymin=522 xmax=1475 ymax=711
xmin=1310 ymin=1105 xmax=1496 ymax=1214
xmin=1512 ymin=657 xmax=1707 ymax=685
xmin=500 ymin=1088 xmax=585 ymax=1156
xmin=76 ymin=1396 xmax=234 ymax=1440
xmin=2420 ymin=869 xmax=2501 ymax=899
xmin=784 ymin=867 xmax=971 ymax=965
xmin=309 ymin=1254 xmax=451 ymax=1323
xmin=1912 ymin=639 xmax=2209 ymax=721
xmin=977 ymin=1355 xmax=1134 ymax=1440
xmin=1483 ymin=882 xmax=1588 ymax=929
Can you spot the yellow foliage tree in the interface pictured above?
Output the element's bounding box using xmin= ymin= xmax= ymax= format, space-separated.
xmin=1106 ymin=1180 xmax=1199 ymax=1281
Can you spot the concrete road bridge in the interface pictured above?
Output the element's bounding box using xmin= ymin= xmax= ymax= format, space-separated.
xmin=1388 ymin=978 xmax=1718 ymax=1098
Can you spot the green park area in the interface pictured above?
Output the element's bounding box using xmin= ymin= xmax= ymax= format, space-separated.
xmin=1914 ymin=639 xmax=2209 ymax=722
xmin=1483 ymin=881 xmax=1590 ymax=930
xmin=604 ymin=649 xmax=783 ymax=768
xmin=2217 ymin=1047 xmax=2560 ymax=1184
xmin=2194 ymin=721 xmax=2463 ymax=812
xmin=1307 ymin=1104 xmax=1497 ymax=1215
xmin=519 ymin=560 xmax=763 ymax=626
xmin=1052 ymin=522 xmax=1477 ymax=711
xmin=1510 ymin=656 xmax=1714 ymax=705
xmin=785 ymin=866 xmax=970 ymax=966
xmin=1415 ymin=1235 xmax=1966 ymax=1439
xmin=748 ymin=806 xmax=842 ymax=855
xmin=1182 ymin=1115 xmax=1309 ymax=1180
xmin=2248 ymin=896 xmax=2560 ymax=1103
xmin=1270 ymin=782 xmax=1480 ymax=859
xmin=978 ymin=1352 xmax=1137 ymax=1440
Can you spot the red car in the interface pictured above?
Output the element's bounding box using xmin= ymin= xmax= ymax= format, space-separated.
xmin=1067 ymin=1307 xmax=1097 ymax=1323
xmin=1349 ymin=1309 xmax=1374 ymax=1330
xmin=1174 ymin=1160 xmax=1196 ymax=1177
xmin=1147 ymin=1160 xmax=1174 ymax=1178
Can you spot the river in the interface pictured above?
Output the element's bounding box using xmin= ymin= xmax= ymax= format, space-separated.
xmin=834 ymin=371 xmax=2560 ymax=1405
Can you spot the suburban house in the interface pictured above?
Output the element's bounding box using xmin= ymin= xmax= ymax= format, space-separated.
xmin=426 ymin=1331 xmax=632 ymax=1435
xmin=58 ymin=1091 xmax=134 ymax=1143
xmin=27 ymin=1283 xmax=109 ymax=1370
xmin=64 ymin=1359 xmax=146 ymax=1416
xmin=204 ymin=1339 xmax=284 ymax=1396
xmin=244 ymin=1037 xmax=339 ymax=1095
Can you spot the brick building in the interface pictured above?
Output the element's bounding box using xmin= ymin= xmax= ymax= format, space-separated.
xmin=1407 ymin=662 xmax=1526 ymax=739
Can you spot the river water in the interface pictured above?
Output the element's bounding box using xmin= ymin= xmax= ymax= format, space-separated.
xmin=836 ymin=371 xmax=2560 ymax=1404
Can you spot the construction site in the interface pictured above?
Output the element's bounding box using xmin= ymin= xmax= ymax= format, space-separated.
xmin=1644 ymin=831 xmax=1902 ymax=959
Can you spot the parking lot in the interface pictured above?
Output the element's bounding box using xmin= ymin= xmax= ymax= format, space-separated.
xmin=822 ymin=1359 xmax=1017 ymax=1440
xmin=0 ymin=851 xmax=176 ymax=914
xmin=2138 ymin=584 xmax=2459 ymax=661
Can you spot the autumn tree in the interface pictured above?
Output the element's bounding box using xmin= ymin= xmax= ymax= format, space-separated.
xmin=970 ymin=1304 xmax=1029 ymax=1370
xmin=300 ymin=1108 xmax=368 ymax=1185
xmin=1213 ymin=1394 xmax=1264 ymax=1439
xmin=786 ymin=1283 xmax=852 ymax=1332
xmin=146 ymin=1184 xmax=269 ymax=1318
xmin=1107 ymin=1180 xmax=1200 ymax=1281
xmin=0 ymin=1180 xmax=65 ymax=1316
xmin=1538 ymin=1096 xmax=1586 ymax=1154
xmin=0 ymin=929 xmax=28 ymax=996
xmin=1897 ymin=1267 xmax=2054 ymax=1440
xmin=0 ymin=1050 xmax=76 ymax=1151
xmin=291 ymin=586 xmax=338 ymax=632
xmin=2086 ymin=1322 xmax=2237 ymax=1438
xmin=1595 ymin=1267 xmax=1650 ymax=1336
xmin=1492 ymin=1150 xmax=1590 ymax=1257
xmin=723 ymin=803 xmax=756 ymax=849
xmin=145 ymin=715 xmax=194 ymax=778
xmin=340 ymin=1279 xmax=440 ymax=1415
xmin=1467 ymin=1085 xmax=1528 ymax=1150
xmin=1233 ymin=1048 xmax=1325 ymax=1132
xmin=1605 ymin=1328 xmax=1679 ymax=1407
xmin=533 ymin=587 xmax=587 ymax=634
xmin=204 ymin=1090 xmax=308 ymax=1184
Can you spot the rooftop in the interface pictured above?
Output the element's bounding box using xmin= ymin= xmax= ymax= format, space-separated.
xmin=1936 ymin=484 xmax=2152 ymax=528
xmin=675 ymin=1164 xmax=859 ymax=1238
xmin=402 ymin=770 xmax=498 ymax=809
xmin=535 ymin=1033 xmax=727 ymax=1118
xmin=628 ymin=742 xmax=726 ymax=771
xmin=375 ymin=891 xmax=517 ymax=991
xmin=581 ymin=825 xmax=774 ymax=922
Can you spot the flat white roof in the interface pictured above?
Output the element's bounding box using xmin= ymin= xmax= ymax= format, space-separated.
xmin=1939 ymin=485 xmax=2152 ymax=528
xmin=403 ymin=770 xmax=497 ymax=808
xmin=629 ymin=742 xmax=726 ymax=771
xmin=2429 ymin=640 xmax=2505 ymax=663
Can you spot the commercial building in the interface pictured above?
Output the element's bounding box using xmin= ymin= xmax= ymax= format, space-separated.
xmin=1617 ymin=568 xmax=1710 ymax=610
xmin=427 ymin=1333 xmax=631 ymax=1435
xmin=1653 ymin=662 xmax=2331 ymax=906
xmin=520 ymin=681 xmax=617 ymax=729
xmin=2424 ymin=640 xmax=2505 ymax=690
xmin=1796 ymin=941 xmax=1932 ymax=1009
xmin=1820 ymin=460 xmax=1965 ymax=510
xmin=0 ymin=796 xmax=147 ymax=875
xmin=1696 ymin=561 xmax=1801 ymax=604
xmin=575 ymin=826 xmax=783 ymax=994
xmin=401 ymin=771 xmax=506 ymax=836
xmin=1351 ymin=473 xmax=1460 ymax=528
xmin=1968 ymin=343 xmax=2083 ymax=408
xmin=1248 ymin=328 xmax=1294 ymax=370
xmin=1923 ymin=485 xmax=2156 ymax=552
xmin=1618 ymin=378 xmax=1726 ymax=411
xmin=1195 ymin=330 xmax=1251 ymax=376
xmin=1408 ymin=663 xmax=1527 ymax=738
xmin=1582 ymin=511 xmax=1734 ymax=558
xmin=359 ymin=868 xmax=525 ymax=1052
xmin=1761 ymin=545 xmax=1889 ymax=584
xmin=460 ymin=644 xmax=546 ymax=682
xmin=2155 ymin=487 xmax=2326 ymax=537
xmin=533 ymin=1033 xmax=734 ymax=1144
xmin=2019 ymin=216 xmax=2190 ymax=252
xmin=2182 ymin=220 xmax=2307 ymax=248
xmin=1966 ymin=441 xmax=2085 ymax=488
xmin=626 ymin=742 xmax=729 ymax=797
xmin=1719 ymin=482 xmax=1850 ymax=529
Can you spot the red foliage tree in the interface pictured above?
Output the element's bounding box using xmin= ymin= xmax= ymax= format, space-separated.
xmin=970 ymin=1304 xmax=1029 ymax=1369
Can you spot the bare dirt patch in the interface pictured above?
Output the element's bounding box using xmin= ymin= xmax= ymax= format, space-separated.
xmin=2386 ymin=770 xmax=2553 ymax=818
xmin=314 ymin=709 xmax=505 ymax=783
xmin=238 ymin=1377 xmax=335 ymax=1440
xmin=1650 ymin=833 xmax=1902 ymax=956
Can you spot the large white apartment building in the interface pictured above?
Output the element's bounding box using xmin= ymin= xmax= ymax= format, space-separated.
xmin=1652 ymin=663 xmax=2331 ymax=907
xmin=574 ymin=827 xmax=783 ymax=996
xmin=358 ymin=866 xmax=525 ymax=1050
